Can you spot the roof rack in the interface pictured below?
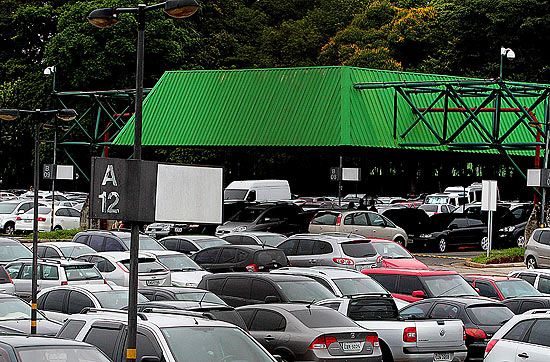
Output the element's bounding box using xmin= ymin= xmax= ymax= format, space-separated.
xmin=80 ymin=307 xmax=148 ymax=320
xmin=524 ymin=309 xmax=550 ymax=315
xmin=140 ymin=308 xmax=215 ymax=320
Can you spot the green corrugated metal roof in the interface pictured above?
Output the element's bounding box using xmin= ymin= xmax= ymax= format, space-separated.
xmin=113 ymin=66 xmax=541 ymax=155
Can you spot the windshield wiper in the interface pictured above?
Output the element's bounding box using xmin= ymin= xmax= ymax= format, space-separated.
xmin=437 ymin=283 xmax=467 ymax=297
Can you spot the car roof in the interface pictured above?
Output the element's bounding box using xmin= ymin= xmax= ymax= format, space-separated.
xmin=162 ymin=235 xmax=225 ymax=241
xmin=39 ymin=284 xmax=127 ymax=294
xmin=512 ymin=269 xmax=550 ymax=276
xmin=140 ymin=301 xmax=228 ymax=309
xmin=288 ymin=233 xmax=370 ymax=243
xmin=464 ymin=275 xmax=522 ymax=282
xmin=37 ymin=259 xmax=95 ymax=267
xmin=92 ymin=251 xmax=152 ymax=260
xmin=240 ymin=303 xmax=331 ymax=313
xmin=211 ymin=245 xmax=279 ymax=251
xmin=224 ymin=232 xmax=285 ymax=237
xmin=363 ymin=268 xmax=458 ymax=276
xmin=139 ymin=250 xmax=184 ymax=257
xmin=38 ymin=241 xmax=90 ymax=248
xmin=0 ymin=238 xmax=24 ymax=245
xmin=408 ymin=296 xmax=501 ymax=306
xmin=204 ymin=272 xmax=314 ymax=282
xmin=138 ymin=286 xmax=209 ymax=293
xmin=502 ymin=296 xmax=550 ymax=302
xmin=0 ymin=335 xmax=95 ymax=348
xmin=272 ymin=266 xmax=366 ymax=278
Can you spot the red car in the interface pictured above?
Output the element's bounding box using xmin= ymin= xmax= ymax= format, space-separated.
xmin=369 ymin=238 xmax=428 ymax=269
xmin=463 ymin=274 xmax=542 ymax=301
xmin=362 ymin=268 xmax=479 ymax=302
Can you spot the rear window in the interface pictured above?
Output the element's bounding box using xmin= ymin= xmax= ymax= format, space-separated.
xmin=495 ymin=280 xmax=542 ymax=298
xmin=333 ymin=277 xmax=388 ymax=296
xmin=466 ymin=305 xmax=514 ymax=326
xmin=121 ymin=260 xmax=166 ymax=273
xmin=63 ymin=265 xmax=103 ymax=281
xmin=311 ymin=213 xmax=338 ymax=225
xmin=348 ymin=297 xmax=398 ymax=320
xmin=420 ymin=205 xmax=438 ymax=212
xmin=256 ymin=235 xmax=287 ymax=247
xmin=254 ymin=250 xmax=288 ymax=266
xmin=275 ymin=280 xmax=335 ymax=303
xmin=208 ymin=309 xmax=248 ymax=330
xmin=291 ymin=309 xmax=358 ymax=328
xmin=341 ymin=241 xmax=377 ymax=257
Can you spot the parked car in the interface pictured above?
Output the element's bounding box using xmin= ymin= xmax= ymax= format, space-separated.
xmin=135 ymin=301 xmax=248 ymax=330
xmin=138 ymin=286 xmax=227 ymax=305
xmin=317 ymin=295 xmax=469 ymax=362
xmin=15 ymin=206 xmax=80 ymax=232
xmin=191 ymin=245 xmax=289 ymax=273
xmin=463 ymin=275 xmax=542 ymax=300
xmin=37 ymin=284 xmax=148 ymax=323
xmin=76 ymin=251 xmax=171 ymax=287
xmin=221 ymin=232 xmax=287 ymax=247
xmin=145 ymin=222 xmax=192 ymax=238
xmin=308 ymin=210 xmax=409 ymax=246
xmin=400 ymin=296 xmax=514 ymax=362
xmin=4 ymin=259 xmax=105 ymax=299
xmin=509 ymin=269 xmax=550 ymax=294
xmin=361 ymin=268 xmax=478 ymax=303
xmin=158 ymin=234 xmax=228 ymax=255
xmin=270 ymin=266 xmax=390 ymax=297
xmin=216 ymin=202 xmax=311 ymax=236
xmin=72 ymin=229 xmax=165 ymax=252
xmin=0 ymin=192 xmax=17 ymax=202
xmin=0 ymin=266 xmax=14 ymax=295
xmin=0 ymin=238 xmax=33 ymax=266
xmin=419 ymin=203 xmax=455 ymax=216
xmin=369 ymin=238 xmax=428 ymax=269
xmin=0 ymin=335 xmax=112 ymax=362
xmin=497 ymin=203 xmax=533 ymax=247
xmin=35 ymin=241 xmax=97 ymax=260
xmin=484 ymin=309 xmax=550 ymax=362
xmin=276 ymin=234 xmax=382 ymax=270
xmin=0 ymin=294 xmax=62 ymax=335
xmin=501 ymin=296 xmax=550 ymax=314
xmin=0 ymin=200 xmax=44 ymax=235
xmin=140 ymin=249 xmax=209 ymax=287
xmin=59 ymin=308 xmax=278 ymax=362
xmin=524 ymin=227 xmax=550 ymax=269
xmin=237 ymin=303 xmax=382 ymax=362
xmin=198 ymin=273 xmax=336 ymax=307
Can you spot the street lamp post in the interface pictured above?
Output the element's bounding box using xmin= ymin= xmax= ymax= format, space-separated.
xmin=88 ymin=2 xmax=199 ymax=361
xmin=0 ymin=108 xmax=77 ymax=335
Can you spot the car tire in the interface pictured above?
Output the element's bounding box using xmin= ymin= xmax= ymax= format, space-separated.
xmin=4 ymin=223 xmax=14 ymax=235
xmin=526 ymin=256 xmax=537 ymax=269
xmin=480 ymin=236 xmax=489 ymax=251
xmin=516 ymin=235 xmax=526 ymax=248
xmin=53 ymin=226 xmax=62 ymax=231
xmin=276 ymin=351 xmax=294 ymax=362
xmin=380 ymin=341 xmax=394 ymax=362
xmin=438 ymin=237 xmax=447 ymax=253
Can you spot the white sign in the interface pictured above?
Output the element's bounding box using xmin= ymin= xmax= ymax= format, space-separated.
xmin=342 ymin=168 xmax=361 ymax=181
xmin=56 ymin=165 xmax=74 ymax=180
xmin=527 ymin=169 xmax=542 ymax=187
xmin=481 ymin=180 xmax=498 ymax=212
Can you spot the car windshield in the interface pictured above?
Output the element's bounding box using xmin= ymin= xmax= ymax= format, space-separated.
xmin=256 ymin=235 xmax=287 ymax=247
xmin=276 ymin=280 xmax=336 ymax=302
xmin=340 ymin=241 xmax=377 ymax=258
xmin=422 ymin=274 xmax=478 ymax=297
xmin=0 ymin=241 xmax=32 ymax=263
xmin=162 ymin=326 xmax=274 ymax=362
xmin=16 ymin=346 xmax=111 ymax=362
xmin=372 ymin=242 xmax=412 ymax=259
xmin=121 ymin=235 xmax=165 ymax=250
xmin=466 ymin=305 xmax=514 ymax=326
xmin=419 ymin=205 xmax=438 ymax=212
xmin=224 ymin=189 xmax=248 ymax=201
xmin=229 ymin=208 xmax=263 ymax=222
xmin=0 ymin=203 xmax=18 ymax=214
xmin=58 ymin=245 xmax=96 ymax=259
xmin=26 ymin=207 xmax=50 ymax=215
xmin=333 ymin=277 xmax=389 ymax=296
xmin=157 ymin=254 xmax=202 ymax=271
xmin=254 ymin=250 xmax=288 ymax=266
xmin=63 ymin=265 xmax=103 ymax=281
xmin=348 ymin=297 xmax=399 ymax=320
xmin=0 ymin=299 xmax=43 ymax=320
xmin=495 ymin=280 xmax=542 ymax=298
xmin=94 ymin=290 xmax=148 ymax=309
xmin=291 ymin=308 xmax=358 ymax=328
xmin=175 ymin=292 xmax=226 ymax=305
xmin=193 ymin=238 xmax=228 ymax=249
xmin=425 ymin=196 xmax=450 ymax=204
xmin=121 ymin=259 xmax=167 ymax=273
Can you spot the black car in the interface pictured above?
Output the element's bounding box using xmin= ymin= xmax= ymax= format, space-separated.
xmin=501 ymin=296 xmax=550 ymax=314
xmin=198 ymin=273 xmax=336 ymax=307
xmin=72 ymin=230 xmax=165 ymax=252
xmin=411 ymin=215 xmax=487 ymax=252
xmin=138 ymin=286 xmax=227 ymax=305
xmin=190 ymin=245 xmax=289 ymax=273
xmin=399 ymin=296 xmax=514 ymax=362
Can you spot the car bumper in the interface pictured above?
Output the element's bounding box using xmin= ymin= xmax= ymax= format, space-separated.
xmin=297 ymin=354 xmax=382 ymax=362
xmin=400 ymin=347 xmax=468 ymax=362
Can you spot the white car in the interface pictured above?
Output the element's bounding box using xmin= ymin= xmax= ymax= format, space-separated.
xmin=35 ymin=242 xmax=97 ymax=260
xmin=485 ymin=309 xmax=550 ymax=362
xmin=77 ymin=251 xmax=171 ymax=288
xmin=419 ymin=203 xmax=455 ymax=216
xmin=15 ymin=205 xmax=80 ymax=232
xmin=508 ymin=269 xmax=550 ymax=295
xmin=0 ymin=200 xmax=45 ymax=235
xmin=141 ymin=250 xmax=210 ymax=288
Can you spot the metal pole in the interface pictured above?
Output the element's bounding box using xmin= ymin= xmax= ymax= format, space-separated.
xmin=51 ymin=128 xmax=57 ymax=231
xmin=487 ymin=210 xmax=493 ymax=258
xmin=31 ymin=118 xmax=40 ymax=335
xmin=338 ymin=156 xmax=342 ymax=206
xmin=541 ymin=102 xmax=550 ymax=226
xmin=499 ymin=47 xmax=504 ymax=80
xmin=127 ymin=4 xmax=145 ymax=362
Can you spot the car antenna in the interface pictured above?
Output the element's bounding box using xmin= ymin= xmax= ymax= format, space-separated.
xmin=198 ymin=292 xmax=206 ymax=308
xmin=306 ymin=300 xmax=314 ymax=315
xmin=193 ymin=317 xmax=199 ymax=325
xmin=261 ymin=238 xmax=267 ymax=249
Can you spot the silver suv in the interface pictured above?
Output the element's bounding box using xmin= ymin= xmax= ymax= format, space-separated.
xmin=524 ymin=228 xmax=550 ymax=269
xmin=276 ymin=234 xmax=382 ymax=270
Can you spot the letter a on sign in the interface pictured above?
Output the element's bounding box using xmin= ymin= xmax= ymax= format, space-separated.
xmin=102 ymin=165 xmax=118 ymax=186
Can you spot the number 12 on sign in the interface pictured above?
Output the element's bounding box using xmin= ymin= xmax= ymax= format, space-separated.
xmin=98 ymin=191 xmax=120 ymax=213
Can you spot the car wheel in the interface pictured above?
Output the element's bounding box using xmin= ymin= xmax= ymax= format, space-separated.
xmin=526 ymin=256 xmax=537 ymax=269
xmin=480 ymin=236 xmax=489 ymax=251
xmin=380 ymin=341 xmax=394 ymax=362
xmin=53 ymin=226 xmax=62 ymax=231
xmin=4 ymin=223 xmax=14 ymax=235
xmin=516 ymin=235 xmax=526 ymax=248
xmin=438 ymin=237 xmax=447 ymax=253
xmin=277 ymin=352 xmax=294 ymax=362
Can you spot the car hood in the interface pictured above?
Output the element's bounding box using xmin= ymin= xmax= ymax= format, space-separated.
xmin=171 ymin=270 xmax=211 ymax=286
xmin=382 ymin=258 xmax=428 ymax=269
xmin=0 ymin=319 xmax=62 ymax=336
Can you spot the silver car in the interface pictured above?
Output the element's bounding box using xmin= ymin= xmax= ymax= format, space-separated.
xmin=158 ymin=235 xmax=229 ymax=255
xmin=525 ymin=228 xmax=550 ymax=269
xmin=276 ymin=234 xmax=382 ymax=270
xmin=221 ymin=232 xmax=287 ymax=247
xmin=35 ymin=242 xmax=97 ymax=260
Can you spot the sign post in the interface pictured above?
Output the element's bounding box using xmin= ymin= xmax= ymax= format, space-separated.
xmin=481 ymin=180 xmax=498 ymax=257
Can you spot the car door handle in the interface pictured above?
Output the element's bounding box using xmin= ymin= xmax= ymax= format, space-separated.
xmin=264 ymin=335 xmax=275 ymax=342
xmin=518 ymin=352 xmax=529 ymax=359
xmin=309 ymin=259 xmax=317 ymax=264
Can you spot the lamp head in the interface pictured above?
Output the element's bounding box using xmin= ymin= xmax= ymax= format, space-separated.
xmin=501 ymin=47 xmax=515 ymax=61
xmin=43 ymin=66 xmax=56 ymax=75
xmin=88 ymin=8 xmax=118 ymax=28
xmin=56 ymin=109 xmax=78 ymax=121
xmin=164 ymin=0 xmax=200 ymax=18
xmin=0 ymin=109 xmax=20 ymax=121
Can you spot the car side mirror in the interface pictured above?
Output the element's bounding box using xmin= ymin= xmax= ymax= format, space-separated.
xmin=412 ymin=290 xmax=426 ymax=298
xmin=140 ymin=357 xmax=161 ymax=362
xmin=265 ymin=295 xmax=279 ymax=303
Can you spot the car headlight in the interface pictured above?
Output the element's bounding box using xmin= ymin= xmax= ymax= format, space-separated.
xmin=233 ymin=226 xmax=247 ymax=232
xmin=499 ymin=226 xmax=516 ymax=233
xmin=419 ymin=234 xmax=432 ymax=238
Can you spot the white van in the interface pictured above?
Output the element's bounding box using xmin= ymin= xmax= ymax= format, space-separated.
xmin=223 ymin=180 xmax=291 ymax=202
xmin=424 ymin=193 xmax=465 ymax=207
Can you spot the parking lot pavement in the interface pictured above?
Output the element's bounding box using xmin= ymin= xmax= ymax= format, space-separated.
xmin=414 ymin=250 xmax=525 ymax=276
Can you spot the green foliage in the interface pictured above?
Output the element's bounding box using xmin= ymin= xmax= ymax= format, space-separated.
xmin=470 ymin=247 xmax=525 ymax=264
xmin=36 ymin=228 xmax=80 ymax=240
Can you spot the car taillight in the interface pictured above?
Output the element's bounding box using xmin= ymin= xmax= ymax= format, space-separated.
xmin=366 ymin=334 xmax=380 ymax=347
xmin=333 ymin=258 xmax=354 ymax=265
xmin=117 ymin=262 xmax=130 ymax=273
xmin=37 ymin=217 xmax=46 ymax=222
xmin=309 ymin=336 xmax=337 ymax=349
xmin=485 ymin=339 xmax=498 ymax=355
xmin=463 ymin=326 xmax=466 ymax=341
xmin=16 ymin=217 xmax=21 ymax=221
xmin=246 ymin=264 xmax=259 ymax=272
xmin=61 ymin=281 xmax=68 ymax=286
xmin=403 ymin=327 xmax=417 ymax=342
xmin=336 ymin=215 xmax=342 ymax=226
xmin=104 ymin=279 xmax=108 ymax=284
xmin=465 ymin=328 xmax=486 ymax=339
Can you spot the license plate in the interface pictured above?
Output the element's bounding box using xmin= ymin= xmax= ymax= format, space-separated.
xmin=434 ymin=352 xmax=453 ymax=362
xmin=341 ymin=342 xmax=362 ymax=352
xmin=146 ymin=280 xmax=160 ymax=286
xmin=175 ymin=227 xmax=183 ymax=233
